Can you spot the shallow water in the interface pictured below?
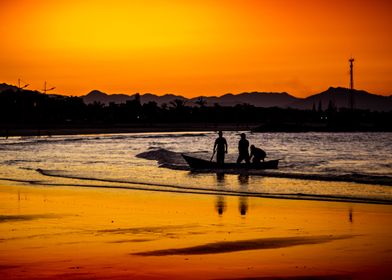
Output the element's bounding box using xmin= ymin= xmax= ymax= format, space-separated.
xmin=0 ymin=131 xmax=391 ymax=203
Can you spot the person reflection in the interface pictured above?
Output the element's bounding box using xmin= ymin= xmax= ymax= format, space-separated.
xmin=215 ymin=173 xmax=226 ymax=216
xmin=238 ymin=174 xmax=249 ymax=216
xmin=216 ymin=196 xmax=226 ymax=216
xmin=349 ymin=207 xmax=353 ymax=223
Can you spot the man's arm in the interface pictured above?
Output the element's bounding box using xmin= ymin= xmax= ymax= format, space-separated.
xmin=224 ymin=139 xmax=228 ymax=153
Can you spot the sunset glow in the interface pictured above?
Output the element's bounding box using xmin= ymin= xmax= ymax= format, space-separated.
xmin=1 ymin=0 xmax=391 ymax=97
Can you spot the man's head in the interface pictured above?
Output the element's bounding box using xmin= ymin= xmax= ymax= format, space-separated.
xmin=250 ymin=145 xmax=255 ymax=150
xmin=218 ymin=131 xmax=223 ymax=137
xmin=240 ymin=133 xmax=246 ymax=139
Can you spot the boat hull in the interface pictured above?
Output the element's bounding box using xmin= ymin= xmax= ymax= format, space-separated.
xmin=182 ymin=154 xmax=279 ymax=170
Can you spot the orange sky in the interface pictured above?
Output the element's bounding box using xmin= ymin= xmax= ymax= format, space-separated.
xmin=0 ymin=0 xmax=391 ymax=97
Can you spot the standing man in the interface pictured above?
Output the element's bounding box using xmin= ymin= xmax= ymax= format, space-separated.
xmin=237 ymin=133 xmax=250 ymax=164
xmin=214 ymin=131 xmax=228 ymax=165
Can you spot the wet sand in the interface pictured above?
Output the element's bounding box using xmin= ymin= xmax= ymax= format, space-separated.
xmin=0 ymin=183 xmax=391 ymax=279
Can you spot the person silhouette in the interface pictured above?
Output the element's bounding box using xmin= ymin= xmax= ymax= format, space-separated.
xmin=250 ymin=145 xmax=267 ymax=163
xmin=213 ymin=131 xmax=228 ymax=165
xmin=237 ymin=133 xmax=250 ymax=164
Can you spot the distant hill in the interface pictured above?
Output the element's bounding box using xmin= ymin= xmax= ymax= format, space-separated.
xmin=81 ymin=90 xmax=299 ymax=108
xmin=289 ymin=87 xmax=392 ymax=111
xmin=80 ymin=88 xmax=392 ymax=111
xmin=82 ymin=90 xmax=188 ymax=106
xmin=0 ymin=83 xmax=18 ymax=92
xmin=82 ymin=90 xmax=134 ymax=104
xmin=190 ymin=92 xmax=299 ymax=107
xmin=138 ymin=93 xmax=187 ymax=105
xmin=1 ymin=82 xmax=391 ymax=111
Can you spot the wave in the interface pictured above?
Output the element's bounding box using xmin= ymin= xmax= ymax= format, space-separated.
xmin=0 ymin=177 xmax=42 ymax=184
xmin=2 ymin=159 xmax=43 ymax=166
xmin=256 ymin=171 xmax=392 ymax=186
xmin=136 ymin=148 xmax=188 ymax=169
xmin=0 ymin=137 xmax=87 ymax=146
xmin=21 ymin=180 xmax=392 ymax=205
xmin=35 ymin=168 xmax=261 ymax=196
xmin=0 ymin=133 xmax=209 ymax=147
xmin=28 ymin=169 xmax=392 ymax=205
xmin=1 ymin=169 xmax=390 ymax=204
xmin=134 ymin=132 xmax=208 ymax=139
xmin=137 ymin=149 xmax=392 ymax=186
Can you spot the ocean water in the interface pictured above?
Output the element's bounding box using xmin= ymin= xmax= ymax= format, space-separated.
xmin=0 ymin=131 xmax=391 ymax=203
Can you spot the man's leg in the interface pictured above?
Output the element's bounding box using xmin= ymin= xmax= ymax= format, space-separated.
xmin=217 ymin=152 xmax=224 ymax=164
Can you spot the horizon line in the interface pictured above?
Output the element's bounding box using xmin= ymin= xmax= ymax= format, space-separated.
xmin=2 ymin=82 xmax=390 ymax=99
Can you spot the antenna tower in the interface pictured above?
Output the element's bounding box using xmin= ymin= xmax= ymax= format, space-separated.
xmin=349 ymin=58 xmax=355 ymax=110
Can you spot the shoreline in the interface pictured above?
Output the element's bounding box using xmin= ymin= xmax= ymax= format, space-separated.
xmin=1 ymin=177 xmax=391 ymax=206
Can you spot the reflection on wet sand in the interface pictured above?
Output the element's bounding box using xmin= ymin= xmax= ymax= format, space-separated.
xmin=215 ymin=173 xmax=227 ymax=216
xmin=216 ymin=196 xmax=226 ymax=216
xmin=349 ymin=207 xmax=353 ymax=223
xmin=238 ymin=174 xmax=249 ymax=216
xmin=214 ymin=173 xmax=250 ymax=217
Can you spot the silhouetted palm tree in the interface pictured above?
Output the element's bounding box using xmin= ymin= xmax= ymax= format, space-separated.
xmin=195 ymin=97 xmax=207 ymax=107
xmin=170 ymin=99 xmax=187 ymax=110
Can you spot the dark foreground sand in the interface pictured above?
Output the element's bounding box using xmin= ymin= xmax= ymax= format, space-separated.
xmin=0 ymin=183 xmax=391 ymax=279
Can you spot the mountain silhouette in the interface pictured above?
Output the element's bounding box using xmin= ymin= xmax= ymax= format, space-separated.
xmin=140 ymin=93 xmax=187 ymax=105
xmin=82 ymin=90 xmax=187 ymax=106
xmin=0 ymin=83 xmax=19 ymax=92
xmin=81 ymin=90 xmax=299 ymax=107
xmin=83 ymin=90 xmax=134 ymax=104
xmin=189 ymin=92 xmax=298 ymax=107
xmin=80 ymin=88 xmax=391 ymax=111
xmin=1 ymin=82 xmax=391 ymax=111
xmin=289 ymin=87 xmax=392 ymax=111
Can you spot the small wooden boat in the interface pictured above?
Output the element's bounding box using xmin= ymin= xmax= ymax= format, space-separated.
xmin=182 ymin=154 xmax=279 ymax=170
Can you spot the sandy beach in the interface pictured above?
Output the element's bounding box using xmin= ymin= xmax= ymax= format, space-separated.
xmin=1 ymin=182 xmax=391 ymax=280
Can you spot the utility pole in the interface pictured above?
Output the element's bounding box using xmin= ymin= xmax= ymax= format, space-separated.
xmin=37 ymin=81 xmax=54 ymax=137
xmin=349 ymin=58 xmax=355 ymax=110
xmin=42 ymin=81 xmax=55 ymax=94
xmin=17 ymin=78 xmax=29 ymax=90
